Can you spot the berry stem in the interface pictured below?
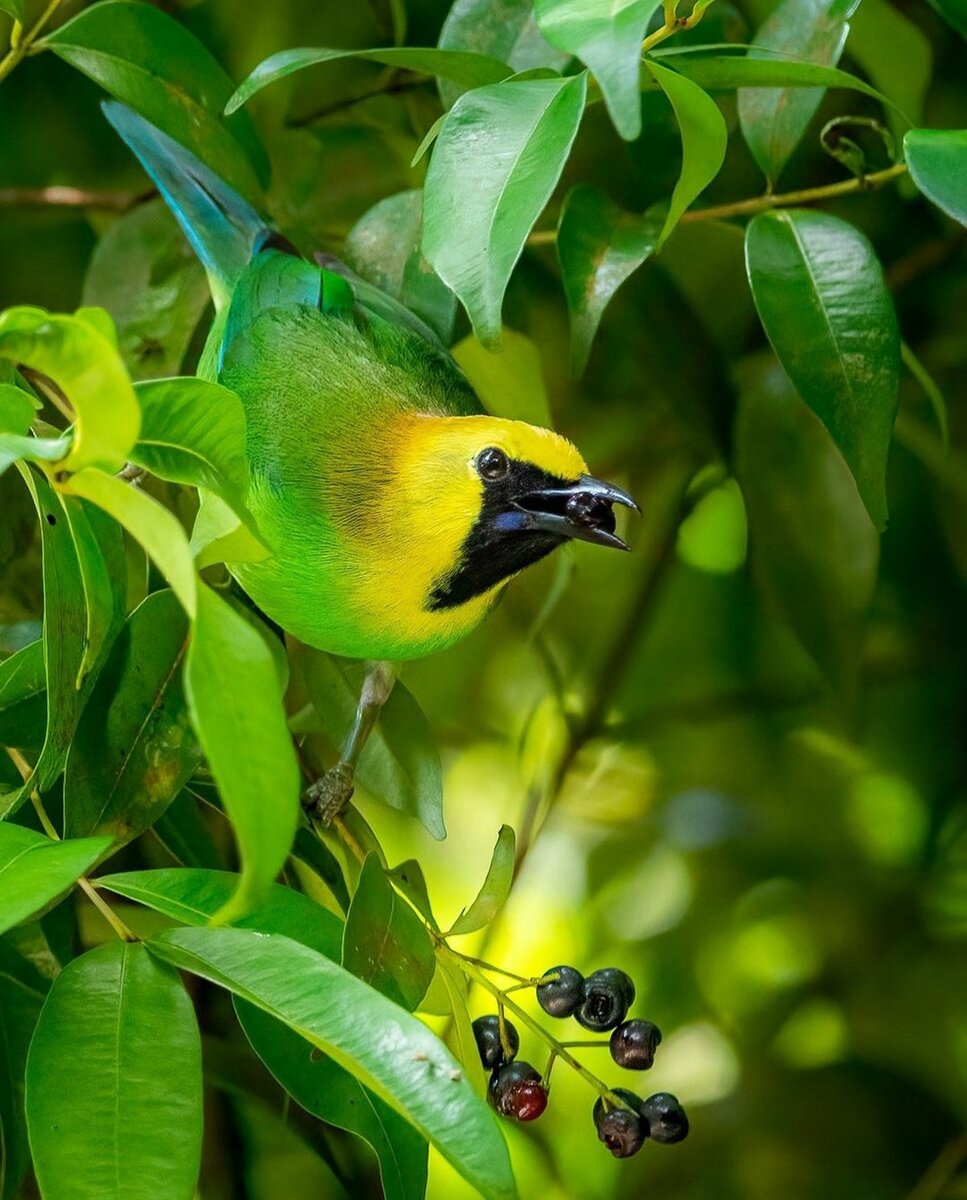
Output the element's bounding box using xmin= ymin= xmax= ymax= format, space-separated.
xmin=446 ymin=950 xmax=535 ymax=985
xmin=557 ymin=1040 xmax=611 ymax=1049
xmin=438 ymin=941 xmax=633 ymax=1112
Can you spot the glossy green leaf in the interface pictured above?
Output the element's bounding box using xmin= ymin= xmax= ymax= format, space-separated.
xmin=67 ymin=468 xmax=198 ymax=615
xmin=64 ymin=590 xmax=201 ymax=844
xmin=1 ymin=470 xmax=125 ymax=817
xmin=98 ymin=868 xmax=343 ymax=957
xmin=0 ymin=824 xmax=111 ymax=935
xmin=82 ymin=199 xmax=209 ymax=381
xmin=226 ymin=45 xmax=512 ymax=114
xmin=848 ymin=0 xmax=931 ymax=134
xmin=148 ymin=926 xmax=516 ymax=1200
xmin=387 ymin=858 xmax=438 ymax=930
xmin=557 ymin=186 xmax=662 ymax=375
xmin=343 ymin=854 xmax=435 ymax=1010
xmin=0 ymin=639 xmax=45 ymax=750
xmin=925 ymin=0 xmax=967 ymax=37
xmin=190 ymin=491 xmax=269 ymax=570
xmin=439 ymin=0 xmax=568 ymax=106
xmin=184 ymin=584 xmax=300 ymax=921
xmin=452 ymin=328 xmax=552 ymax=426
xmin=436 ymin=955 xmax=487 ymax=1096
xmin=737 ymin=0 xmax=861 ymax=185
xmin=60 ymin=495 xmax=121 ymax=685
xmin=151 ymin=790 xmax=224 ymax=870
xmin=0 ymin=431 xmax=71 ymax=478
xmin=0 ymin=946 xmax=47 ymax=1200
xmin=291 ymin=827 xmax=351 ymax=913
xmin=423 ymin=73 xmax=588 ymax=344
xmin=905 ymin=129 xmax=967 ymax=229
xmin=232 ymin=890 xmax=427 ymax=1200
xmin=745 ymin=210 xmax=899 ymax=529
xmin=735 ymin=382 xmax=879 ymax=693
xmin=302 ymin=652 xmax=445 ymax=840
xmin=344 ymin=191 xmax=457 ymax=344
xmin=130 ymin=378 xmax=252 ymax=522
xmin=438 ymin=0 xmax=568 ymax=107
xmin=447 ymin=825 xmax=516 ymax=935
xmin=0 ymin=308 xmax=139 ymax=473
xmin=238 ymin=1004 xmax=429 ymax=1200
xmin=46 ymin=0 xmax=267 ymax=201
xmin=534 ymin=0 xmax=658 ymax=140
xmin=25 ymin=941 xmax=203 ymax=1200
xmin=644 ymin=60 xmax=727 ymax=243
xmin=663 ymin=53 xmax=891 ymax=110
xmin=0 ymin=385 xmax=33 ymax=436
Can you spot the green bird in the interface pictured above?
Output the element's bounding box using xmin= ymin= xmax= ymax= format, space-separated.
xmin=104 ymin=103 xmax=638 ymax=815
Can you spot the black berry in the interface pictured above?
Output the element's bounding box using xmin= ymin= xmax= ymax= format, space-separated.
xmin=610 ymin=1019 xmax=662 ymax=1070
xmin=472 ymin=1014 xmax=519 ymax=1070
xmin=576 ymin=968 xmax=636 ymax=1031
xmin=536 ymin=965 xmax=585 ymax=1018
xmin=641 ymin=1092 xmax=689 ymax=1144
xmin=488 ymin=1061 xmax=548 ymax=1122
xmin=593 ymin=1089 xmax=647 ymax=1158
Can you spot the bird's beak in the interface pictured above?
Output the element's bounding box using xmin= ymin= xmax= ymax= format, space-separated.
xmin=512 ymin=474 xmax=641 ymax=551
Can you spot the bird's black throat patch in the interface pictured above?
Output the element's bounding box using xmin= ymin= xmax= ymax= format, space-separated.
xmin=428 ymin=461 xmax=570 ymax=611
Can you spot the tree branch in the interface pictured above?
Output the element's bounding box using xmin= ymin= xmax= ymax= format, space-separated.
xmin=0 ymin=186 xmax=150 ymax=211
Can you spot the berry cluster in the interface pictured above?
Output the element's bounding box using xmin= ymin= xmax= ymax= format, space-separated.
xmin=472 ymin=962 xmax=689 ymax=1161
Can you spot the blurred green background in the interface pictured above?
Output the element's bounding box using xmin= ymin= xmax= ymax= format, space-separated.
xmin=2 ymin=1 xmax=967 ymax=1198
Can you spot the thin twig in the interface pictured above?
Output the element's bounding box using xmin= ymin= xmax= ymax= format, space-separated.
xmin=0 ymin=186 xmax=151 ymax=211
xmin=0 ymin=0 xmax=64 ymax=85
xmin=903 ymin=1130 xmax=967 ymax=1200
xmin=289 ymin=76 xmax=429 ymax=126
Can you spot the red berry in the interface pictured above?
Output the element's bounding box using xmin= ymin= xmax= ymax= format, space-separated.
xmin=488 ymin=1061 xmax=548 ymax=1122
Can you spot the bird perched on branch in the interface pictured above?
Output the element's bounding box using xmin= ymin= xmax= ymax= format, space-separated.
xmin=104 ymin=102 xmax=638 ymax=817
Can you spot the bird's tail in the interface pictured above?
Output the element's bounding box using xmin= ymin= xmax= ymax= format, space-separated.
xmin=102 ymin=101 xmax=267 ymax=309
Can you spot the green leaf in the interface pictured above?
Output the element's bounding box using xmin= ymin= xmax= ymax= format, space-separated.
xmin=302 ymin=652 xmax=445 ymax=840
xmin=291 ymin=827 xmax=351 ymax=914
xmin=452 ymin=328 xmax=552 ymax=425
xmin=0 ymin=431 xmax=71 ymax=479
xmin=535 ymin=0 xmax=658 ymax=140
xmin=152 ymin=790 xmax=224 ymax=870
xmin=423 ymin=73 xmax=588 ymax=344
xmin=238 ymin=1003 xmax=429 ymax=1200
xmin=344 ymin=191 xmax=457 ymax=345
xmin=1 ymin=470 xmax=125 ymax=817
xmin=60 ymin=494 xmax=122 ymax=686
xmin=226 ymin=45 xmax=512 ymax=114
xmin=184 ymin=585 xmax=301 ymax=921
xmin=0 ymin=949 xmax=46 ymax=1200
xmin=343 ymin=854 xmax=435 ymax=1011
xmin=737 ymin=0 xmax=861 ymax=185
xmin=0 ymin=639 xmax=45 ymax=750
xmin=0 ymin=824 xmax=111 ymax=933
xmin=25 ymin=941 xmax=203 ymax=1200
xmin=924 ymin=0 xmax=967 ymax=38
xmin=0 ymin=0 xmax=25 ymax=23
xmin=190 ymin=491 xmax=269 ymax=570
xmin=46 ymin=0 xmax=267 ymax=201
xmin=735 ymin=380 xmax=879 ymax=694
xmin=231 ymin=890 xmax=428 ymax=1200
xmin=663 ymin=53 xmax=892 ymax=110
xmin=131 ymin=378 xmax=253 ymax=524
xmin=438 ymin=0 xmax=569 ymax=108
xmin=436 ymin=954 xmax=487 ymax=1096
xmin=82 ymin=199 xmax=210 ymax=381
xmin=447 ymin=825 xmax=516 ymax=936
xmin=67 ymin=468 xmax=198 ymax=614
xmin=0 ymin=308 xmax=140 ymax=473
xmin=64 ymin=590 xmax=201 ymax=844
xmin=744 ymin=210 xmax=899 ymax=529
xmin=148 ymin=926 xmax=517 ymax=1200
xmin=643 ymin=60 xmax=727 ymax=243
xmin=848 ymin=0 xmax=932 ymax=134
xmin=98 ymin=868 xmax=343 ymax=957
xmin=557 ymin=186 xmax=662 ymax=375
xmin=387 ymin=858 xmax=439 ymax=930
xmin=0 ymin=385 xmax=34 ymax=436
xmin=905 ymin=129 xmax=967 ymax=229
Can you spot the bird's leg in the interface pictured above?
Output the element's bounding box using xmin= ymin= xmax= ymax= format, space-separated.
xmin=303 ymin=660 xmax=397 ymax=825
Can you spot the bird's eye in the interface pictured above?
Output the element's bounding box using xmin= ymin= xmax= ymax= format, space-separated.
xmin=476 ymin=446 xmax=509 ymax=482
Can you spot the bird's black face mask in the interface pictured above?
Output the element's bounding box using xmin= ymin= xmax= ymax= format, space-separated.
xmin=429 ymin=448 xmax=639 ymax=610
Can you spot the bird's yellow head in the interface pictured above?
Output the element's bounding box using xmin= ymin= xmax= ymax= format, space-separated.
xmin=386 ymin=414 xmax=639 ymax=614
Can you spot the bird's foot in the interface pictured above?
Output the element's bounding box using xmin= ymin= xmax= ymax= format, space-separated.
xmin=302 ymin=761 xmax=356 ymax=826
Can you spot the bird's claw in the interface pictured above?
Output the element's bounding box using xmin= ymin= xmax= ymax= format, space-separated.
xmin=302 ymin=762 xmax=356 ymax=825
